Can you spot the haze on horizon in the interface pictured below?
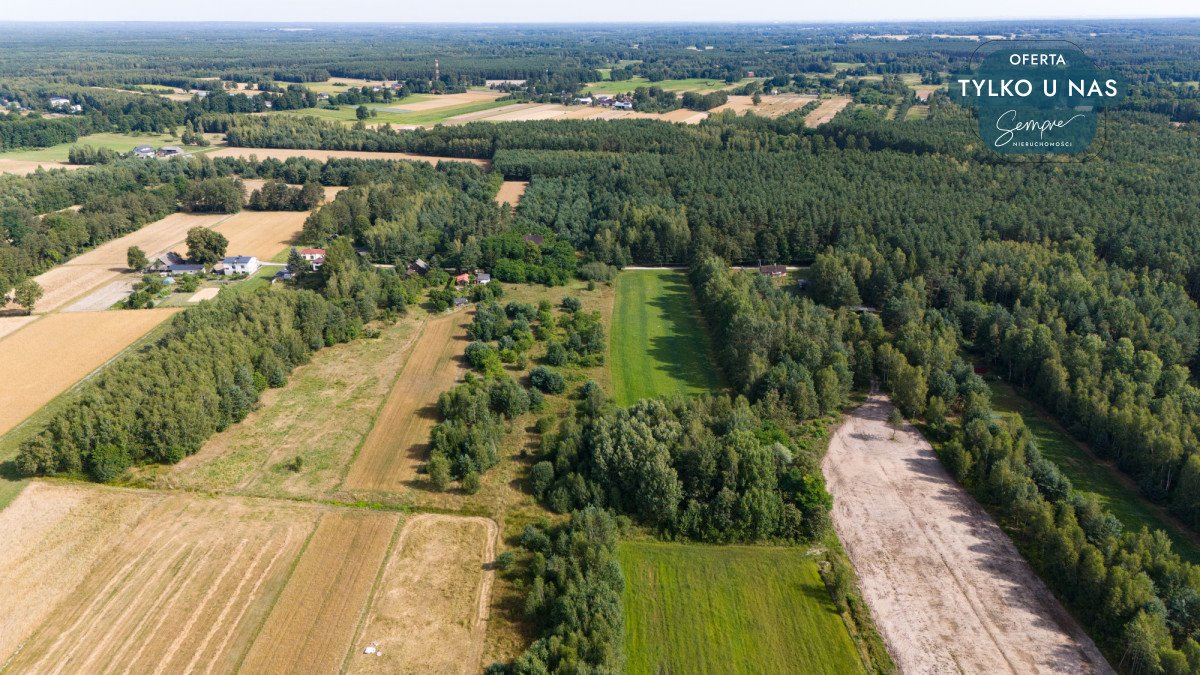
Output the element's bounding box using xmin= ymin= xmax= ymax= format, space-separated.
xmin=3 ymin=0 xmax=1197 ymax=24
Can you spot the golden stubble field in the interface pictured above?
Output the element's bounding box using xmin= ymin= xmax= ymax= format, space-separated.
xmin=0 ymin=482 xmax=318 ymax=673
xmin=341 ymin=310 xmax=472 ymax=493
xmin=0 ymin=482 xmax=500 ymax=674
xmin=0 ymin=309 xmax=179 ymax=436
xmin=213 ymin=210 xmax=308 ymax=260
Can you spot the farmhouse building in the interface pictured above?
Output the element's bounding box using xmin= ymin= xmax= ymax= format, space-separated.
xmin=475 ymin=273 xmax=491 ymax=284
xmin=157 ymin=146 xmax=183 ymax=158
xmin=406 ymin=258 xmax=430 ymax=276
xmin=453 ymin=296 xmax=469 ymax=307
xmin=613 ymin=100 xmax=633 ymax=110
xmin=168 ymin=264 xmax=205 ymax=276
xmin=299 ymin=247 xmax=326 ymax=269
xmin=133 ymin=145 xmax=156 ymax=159
xmin=760 ymin=264 xmax=787 ymax=277
xmin=454 ymin=273 xmax=471 ymax=286
xmin=48 ymin=97 xmax=70 ymax=108
xmin=574 ymin=96 xmax=593 ymax=105
xmin=220 ymin=255 xmax=260 ymax=276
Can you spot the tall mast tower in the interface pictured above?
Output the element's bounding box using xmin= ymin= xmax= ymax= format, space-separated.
xmin=434 ymin=59 xmax=440 ymax=84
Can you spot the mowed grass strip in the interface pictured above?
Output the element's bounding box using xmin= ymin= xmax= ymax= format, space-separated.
xmin=619 ymin=541 xmax=866 ymax=675
xmin=989 ymin=382 xmax=1200 ymax=563
xmin=611 ymin=270 xmax=722 ymax=405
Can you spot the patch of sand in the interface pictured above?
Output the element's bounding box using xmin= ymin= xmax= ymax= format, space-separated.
xmin=495 ymin=181 xmax=528 ymax=207
xmin=805 ymin=96 xmax=853 ymax=127
xmin=823 ymin=394 xmax=1112 ymax=674
xmin=188 ymin=287 xmax=221 ymax=303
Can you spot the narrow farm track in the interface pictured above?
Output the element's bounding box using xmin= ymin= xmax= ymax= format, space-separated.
xmin=342 ymin=311 xmax=471 ymax=492
xmin=823 ymin=394 xmax=1113 ymax=674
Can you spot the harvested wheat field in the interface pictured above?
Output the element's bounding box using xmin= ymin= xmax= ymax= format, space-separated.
xmin=495 ymin=180 xmax=528 ymax=207
xmin=25 ymin=212 xmax=229 ymax=312
xmin=0 ymin=309 xmax=179 ymax=435
xmin=805 ymin=96 xmax=852 ymax=126
xmin=188 ymin=287 xmax=221 ymax=303
xmin=0 ymin=159 xmax=81 ymax=175
xmin=242 ymin=509 xmax=401 ymax=674
xmin=62 ymin=279 xmax=135 ymax=312
xmin=823 ymin=394 xmax=1112 ymax=674
xmin=0 ymin=314 xmax=37 ymax=341
xmin=0 ymin=483 xmax=318 ymax=673
xmin=348 ymin=514 xmax=498 ymax=674
xmin=382 ymin=89 xmax=505 ymax=113
xmin=213 ymin=210 xmax=307 ymax=259
xmin=342 ymin=311 xmax=471 ymax=492
xmin=207 ymin=146 xmax=488 ymax=168
xmin=444 ymin=102 xmax=543 ymax=124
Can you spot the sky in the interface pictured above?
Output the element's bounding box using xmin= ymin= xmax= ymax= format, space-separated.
xmin=2 ymin=0 xmax=1197 ymax=23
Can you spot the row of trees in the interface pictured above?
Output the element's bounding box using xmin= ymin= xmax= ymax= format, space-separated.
xmin=246 ymin=179 xmax=323 ymax=211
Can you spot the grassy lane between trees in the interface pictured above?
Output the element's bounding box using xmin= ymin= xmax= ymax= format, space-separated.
xmin=610 ymin=270 xmax=724 ymax=405
xmin=989 ymin=381 xmax=1200 ymax=564
xmin=619 ymin=540 xmax=867 ymax=675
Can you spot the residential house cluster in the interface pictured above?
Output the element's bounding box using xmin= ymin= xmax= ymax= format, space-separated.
xmin=573 ymin=94 xmax=633 ymax=110
xmin=133 ymin=145 xmax=184 ymax=159
xmin=455 ymin=271 xmax=491 ymax=286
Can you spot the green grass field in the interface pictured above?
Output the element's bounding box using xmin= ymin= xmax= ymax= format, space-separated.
xmin=619 ymin=541 xmax=866 ymax=675
xmin=0 ymin=131 xmax=202 ymax=162
xmin=989 ymin=382 xmax=1200 ymax=563
xmin=610 ymin=270 xmax=723 ymax=405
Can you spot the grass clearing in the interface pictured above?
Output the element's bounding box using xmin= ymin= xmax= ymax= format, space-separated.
xmin=619 ymin=541 xmax=866 ymax=675
xmin=0 ymin=132 xmax=209 ymax=162
xmin=610 ymin=270 xmax=722 ymax=405
xmin=581 ymin=76 xmax=754 ymax=96
xmin=989 ymin=381 xmax=1200 ymax=563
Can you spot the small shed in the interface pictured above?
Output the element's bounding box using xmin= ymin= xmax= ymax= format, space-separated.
xmin=760 ymin=265 xmax=787 ymax=277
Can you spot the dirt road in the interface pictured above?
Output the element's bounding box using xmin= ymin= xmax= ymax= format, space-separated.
xmin=822 ymin=394 xmax=1112 ymax=674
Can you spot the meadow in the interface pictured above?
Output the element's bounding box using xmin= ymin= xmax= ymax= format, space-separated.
xmin=610 ymin=270 xmax=723 ymax=405
xmin=989 ymin=381 xmax=1200 ymax=563
xmin=618 ymin=541 xmax=866 ymax=674
xmin=0 ymin=131 xmax=204 ymax=162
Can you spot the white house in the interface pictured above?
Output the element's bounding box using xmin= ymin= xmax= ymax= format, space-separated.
xmin=574 ymin=96 xmax=593 ymax=105
xmin=134 ymin=145 xmax=156 ymax=159
xmin=299 ymin=248 xmax=326 ymax=270
xmin=48 ymin=97 xmax=70 ymax=108
xmin=157 ymin=146 xmax=183 ymax=158
xmin=220 ymin=255 xmax=260 ymax=276
xmin=613 ymin=100 xmax=633 ymax=110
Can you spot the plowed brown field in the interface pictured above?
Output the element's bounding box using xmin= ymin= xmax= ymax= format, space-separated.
xmin=342 ymin=311 xmax=471 ymax=492
xmin=240 ymin=510 xmax=400 ymax=674
xmin=495 ymin=180 xmax=528 ymax=207
xmin=347 ymin=514 xmax=498 ymax=674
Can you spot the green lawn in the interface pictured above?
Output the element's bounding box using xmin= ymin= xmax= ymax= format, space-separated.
xmin=610 ymin=270 xmax=723 ymax=405
xmin=619 ymin=541 xmax=867 ymax=675
xmin=0 ymin=131 xmax=204 ymax=162
xmin=989 ymin=382 xmax=1200 ymax=563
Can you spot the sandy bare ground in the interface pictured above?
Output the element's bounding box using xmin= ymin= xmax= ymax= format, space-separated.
xmin=0 ymin=159 xmax=81 ymax=175
xmin=0 ymin=483 xmax=318 ymax=673
xmin=715 ymin=93 xmax=818 ymax=118
xmin=213 ymin=210 xmax=308 ymax=260
xmin=188 ymin=287 xmax=221 ymax=303
xmin=62 ymin=279 xmax=135 ymax=312
xmin=241 ymin=509 xmax=401 ymax=674
xmin=348 ymin=514 xmax=498 ymax=674
xmin=805 ymin=96 xmax=853 ymax=127
xmin=207 ymin=146 xmax=489 ymax=168
xmin=914 ymin=85 xmax=939 ymax=102
xmin=496 ymin=180 xmax=528 ymax=207
xmin=342 ymin=311 xmax=471 ymax=492
xmin=382 ymin=90 xmax=505 ymax=113
xmin=27 ymin=212 xmax=231 ymax=313
xmin=0 ymin=309 xmax=179 ymax=435
xmin=0 ymin=315 xmax=37 ymax=340
xmin=823 ymin=394 xmax=1112 ymax=674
